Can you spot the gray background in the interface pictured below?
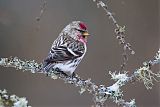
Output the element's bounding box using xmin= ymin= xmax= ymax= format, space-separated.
xmin=0 ymin=0 xmax=159 ymax=107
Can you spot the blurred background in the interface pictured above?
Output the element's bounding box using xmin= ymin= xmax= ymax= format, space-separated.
xmin=0 ymin=0 xmax=159 ymax=107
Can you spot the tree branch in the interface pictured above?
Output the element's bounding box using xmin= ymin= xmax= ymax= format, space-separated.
xmin=0 ymin=49 xmax=159 ymax=107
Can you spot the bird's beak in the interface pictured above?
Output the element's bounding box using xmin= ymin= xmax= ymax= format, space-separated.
xmin=82 ymin=32 xmax=90 ymax=36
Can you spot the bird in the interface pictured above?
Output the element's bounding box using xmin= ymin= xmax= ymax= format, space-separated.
xmin=43 ymin=21 xmax=90 ymax=77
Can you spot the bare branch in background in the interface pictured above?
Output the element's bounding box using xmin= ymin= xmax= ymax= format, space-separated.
xmin=92 ymin=0 xmax=135 ymax=71
xmin=35 ymin=0 xmax=47 ymax=31
xmin=36 ymin=0 xmax=47 ymax=22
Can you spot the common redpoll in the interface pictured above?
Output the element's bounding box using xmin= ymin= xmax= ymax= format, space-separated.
xmin=43 ymin=21 xmax=90 ymax=77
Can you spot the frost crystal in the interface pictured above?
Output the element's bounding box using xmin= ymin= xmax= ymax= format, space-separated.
xmin=109 ymin=71 xmax=128 ymax=82
xmin=13 ymin=98 xmax=29 ymax=107
xmin=128 ymin=99 xmax=136 ymax=107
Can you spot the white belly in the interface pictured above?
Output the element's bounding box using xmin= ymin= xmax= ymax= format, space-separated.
xmin=53 ymin=44 xmax=87 ymax=75
xmin=53 ymin=57 xmax=82 ymax=75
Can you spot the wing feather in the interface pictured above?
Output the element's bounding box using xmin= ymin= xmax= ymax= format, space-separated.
xmin=43 ymin=34 xmax=85 ymax=72
xmin=43 ymin=44 xmax=84 ymax=71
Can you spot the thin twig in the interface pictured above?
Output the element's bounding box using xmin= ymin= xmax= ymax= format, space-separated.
xmin=36 ymin=0 xmax=47 ymax=22
xmin=92 ymin=0 xmax=135 ymax=71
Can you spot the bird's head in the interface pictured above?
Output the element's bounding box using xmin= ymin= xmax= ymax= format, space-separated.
xmin=63 ymin=21 xmax=90 ymax=44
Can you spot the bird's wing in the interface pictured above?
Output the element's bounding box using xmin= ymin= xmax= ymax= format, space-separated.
xmin=44 ymin=45 xmax=84 ymax=63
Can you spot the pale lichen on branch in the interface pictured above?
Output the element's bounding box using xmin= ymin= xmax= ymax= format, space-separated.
xmin=0 ymin=56 xmax=135 ymax=107
xmin=0 ymin=48 xmax=159 ymax=107
xmin=0 ymin=89 xmax=31 ymax=107
xmin=134 ymin=49 xmax=160 ymax=89
xmin=1 ymin=48 xmax=160 ymax=107
xmin=92 ymin=0 xmax=135 ymax=70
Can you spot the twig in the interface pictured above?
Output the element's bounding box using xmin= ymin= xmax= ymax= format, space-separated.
xmin=92 ymin=0 xmax=135 ymax=71
xmin=36 ymin=0 xmax=47 ymax=22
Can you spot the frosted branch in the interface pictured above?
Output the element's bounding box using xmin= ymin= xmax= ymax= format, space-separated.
xmin=0 ymin=49 xmax=159 ymax=106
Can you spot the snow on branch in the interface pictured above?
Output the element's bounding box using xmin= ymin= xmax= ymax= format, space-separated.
xmin=0 ymin=48 xmax=159 ymax=107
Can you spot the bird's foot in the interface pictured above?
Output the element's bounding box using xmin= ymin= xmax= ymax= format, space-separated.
xmin=46 ymin=68 xmax=66 ymax=77
xmin=54 ymin=68 xmax=69 ymax=77
xmin=71 ymin=72 xmax=76 ymax=78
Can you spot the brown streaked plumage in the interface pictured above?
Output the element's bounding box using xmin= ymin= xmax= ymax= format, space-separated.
xmin=43 ymin=21 xmax=89 ymax=76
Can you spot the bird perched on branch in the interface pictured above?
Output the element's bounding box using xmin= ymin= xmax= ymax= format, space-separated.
xmin=43 ymin=21 xmax=90 ymax=77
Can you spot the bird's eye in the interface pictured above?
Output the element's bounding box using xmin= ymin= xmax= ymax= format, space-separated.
xmin=82 ymin=35 xmax=86 ymax=38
